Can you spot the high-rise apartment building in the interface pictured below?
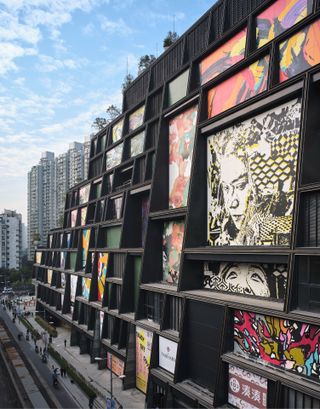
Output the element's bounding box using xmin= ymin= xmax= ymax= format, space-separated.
xmin=28 ymin=142 xmax=90 ymax=260
xmin=0 ymin=209 xmax=22 ymax=270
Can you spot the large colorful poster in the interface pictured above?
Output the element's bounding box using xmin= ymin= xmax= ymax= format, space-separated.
xmin=107 ymin=353 xmax=125 ymax=376
xmin=47 ymin=269 xmax=53 ymax=285
xmin=203 ymin=262 xmax=287 ymax=300
xmin=79 ymin=184 xmax=90 ymax=205
xmin=36 ymin=251 xmax=42 ymax=264
xmin=207 ymin=98 xmax=301 ymax=246
xmin=169 ymin=105 xmax=198 ymax=209
xmin=82 ymin=277 xmax=91 ymax=300
xmin=60 ymin=252 xmax=66 ymax=269
xmin=71 ymin=209 xmax=77 ymax=227
xmin=200 ymin=28 xmax=247 ymax=85
xmin=100 ymin=311 xmax=104 ymax=338
xmin=98 ymin=252 xmax=108 ymax=302
xmin=136 ymin=327 xmax=153 ymax=393
xmin=112 ymin=118 xmax=124 ymax=143
xmin=234 ymin=310 xmax=320 ymax=380
xmin=130 ymin=131 xmax=145 ymax=157
xmin=82 ymin=229 xmax=90 ymax=269
xmin=208 ymin=55 xmax=269 ymax=118
xmin=106 ymin=143 xmax=123 ymax=171
xmin=129 ymin=105 xmax=145 ymax=132
xmin=80 ymin=207 xmax=87 ymax=226
xmin=159 ymin=336 xmax=178 ymax=374
xmin=279 ymin=19 xmax=320 ymax=82
xmin=228 ymin=365 xmax=267 ymax=409
xmin=256 ymin=0 xmax=312 ymax=48
xmin=162 ymin=221 xmax=185 ymax=284
xmin=70 ymin=275 xmax=78 ymax=302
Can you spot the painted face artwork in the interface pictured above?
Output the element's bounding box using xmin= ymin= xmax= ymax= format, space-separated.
xmin=200 ymin=28 xmax=247 ymax=85
xmin=112 ymin=118 xmax=124 ymax=143
xmin=162 ymin=221 xmax=185 ymax=284
xmin=169 ymin=105 xmax=198 ymax=208
xmin=207 ymin=98 xmax=301 ymax=246
xmin=279 ymin=19 xmax=320 ymax=82
xmin=234 ymin=310 xmax=320 ymax=380
xmin=129 ymin=105 xmax=145 ymax=132
xmin=256 ymin=0 xmax=313 ymax=48
xmin=204 ymin=262 xmax=287 ymax=299
xmin=207 ymin=55 xmax=269 ymax=118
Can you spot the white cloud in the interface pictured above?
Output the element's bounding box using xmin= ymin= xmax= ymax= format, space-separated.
xmin=99 ymin=16 xmax=133 ymax=36
xmin=36 ymin=54 xmax=87 ymax=72
xmin=82 ymin=23 xmax=94 ymax=35
xmin=0 ymin=10 xmax=41 ymax=44
xmin=0 ymin=42 xmax=37 ymax=75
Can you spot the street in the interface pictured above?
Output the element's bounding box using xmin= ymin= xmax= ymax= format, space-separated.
xmin=0 ymin=303 xmax=81 ymax=409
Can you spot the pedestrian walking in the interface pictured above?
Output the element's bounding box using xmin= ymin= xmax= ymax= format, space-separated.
xmin=40 ymin=346 xmax=42 ymax=355
xmin=88 ymin=395 xmax=96 ymax=409
xmin=60 ymin=367 xmax=63 ymax=377
xmin=64 ymin=339 xmax=67 ymax=348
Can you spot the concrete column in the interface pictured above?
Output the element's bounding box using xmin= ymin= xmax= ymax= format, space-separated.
xmin=79 ymin=333 xmax=88 ymax=354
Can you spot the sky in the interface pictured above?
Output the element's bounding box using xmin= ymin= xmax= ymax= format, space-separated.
xmin=0 ymin=0 xmax=215 ymax=224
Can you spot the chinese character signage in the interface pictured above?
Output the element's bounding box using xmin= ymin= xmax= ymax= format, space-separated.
xmin=228 ymin=365 xmax=267 ymax=409
xmin=107 ymin=353 xmax=125 ymax=376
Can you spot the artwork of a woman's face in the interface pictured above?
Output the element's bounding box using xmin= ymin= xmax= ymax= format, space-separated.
xmin=221 ymin=263 xmax=270 ymax=297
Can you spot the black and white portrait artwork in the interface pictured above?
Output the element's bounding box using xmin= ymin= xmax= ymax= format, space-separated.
xmin=207 ymin=99 xmax=302 ymax=246
xmin=203 ymin=262 xmax=287 ymax=300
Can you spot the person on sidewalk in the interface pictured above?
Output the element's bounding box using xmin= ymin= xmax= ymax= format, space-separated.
xmin=64 ymin=339 xmax=67 ymax=348
xmin=88 ymin=395 xmax=96 ymax=409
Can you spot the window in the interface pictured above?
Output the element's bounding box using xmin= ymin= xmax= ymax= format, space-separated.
xmin=144 ymin=292 xmax=164 ymax=324
xmin=280 ymin=386 xmax=320 ymax=408
xmin=295 ymin=256 xmax=320 ymax=313
xmin=168 ymin=296 xmax=182 ymax=331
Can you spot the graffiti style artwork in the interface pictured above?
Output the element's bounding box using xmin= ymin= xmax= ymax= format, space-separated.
xmin=234 ymin=310 xmax=320 ymax=380
xmin=207 ymin=98 xmax=301 ymax=246
xmin=79 ymin=184 xmax=90 ymax=205
xmin=208 ymin=55 xmax=269 ymax=118
xmin=80 ymin=207 xmax=87 ymax=226
xmin=256 ymin=0 xmax=312 ymax=48
xmin=98 ymin=252 xmax=108 ymax=302
xmin=203 ymin=262 xmax=287 ymax=300
xmin=82 ymin=229 xmax=91 ymax=269
xmin=169 ymin=105 xmax=198 ymax=208
xmin=136 ymin=327 xmax=153 ymax=393
xmin=163 ymin=220 xmax=185 ymax=284
xmin=71 ymin=209 xmax=77 ymax=227
xmin=106 ymin=143 xmax=123 ymax=171
xmin=141 ymin=197 xmax=149 ymax=245
xmin=279 ymin=19 xmax=320 ymax=82
xmin=228 ymin=365 xmax=267 ymax=409
xmin=129 ymin=105 xmax=145 ymax=132
xmin=200 ymin=28 xmax=247 ymax=85
xmin=82 ymin=277 xmax=91 ymax=300
xmin=130 ymin=131 xmax=145 ymax=157
xmin=112 ymin=118 xmax=124 ymax=143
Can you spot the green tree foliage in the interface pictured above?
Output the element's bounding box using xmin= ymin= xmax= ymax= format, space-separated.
xmin=91 ymin=104 xmax=122 ymax=131
xmin=138 ymin=54 xmax=156 ymax=74
xmin=163 ymin=30 xmax=179 ymax=48
xmin=122 ymin=73 xmax=134 ymax=92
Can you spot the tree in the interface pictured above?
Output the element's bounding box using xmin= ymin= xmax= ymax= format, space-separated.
xmin=138 ymin=54 xmax=156 ymax=74
xmin=122 ymin=73 xmax=134 ymax=92
xmin=163 ymin=31 xmax=179 ymax=48
xmin=92 ymin=117 xmax=108 ymax=131
xmin=106 ymin=105 xmax=121 ymax=120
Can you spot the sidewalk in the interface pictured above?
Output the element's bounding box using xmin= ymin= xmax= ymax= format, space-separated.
xmin=26 ymin=309 xmax=145 ymax=409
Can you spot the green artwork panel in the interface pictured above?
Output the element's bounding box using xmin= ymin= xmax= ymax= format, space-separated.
xmin=70 ymin=252 xmax=77 ymax=271
xmin=107 ymin=226 xmax=121 ymax=248
xmin=167 ymin=70 xmax=189 ymax=107
xmin=133 ymin=256 xmax=142 ymax=310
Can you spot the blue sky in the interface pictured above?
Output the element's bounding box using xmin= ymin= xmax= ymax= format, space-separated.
xmin=0 ymin=0 xmax=215 ymax=223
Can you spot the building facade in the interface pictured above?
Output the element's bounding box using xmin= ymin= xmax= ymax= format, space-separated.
xmin=28 ymin=142 xmax=90 ymax=260
xmin=33 ymin=0 xmax=320 ymax=407
xmin=0 ymin=209 xmax=22 ymax=270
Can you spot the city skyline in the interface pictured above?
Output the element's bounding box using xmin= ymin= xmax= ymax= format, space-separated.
xmin=0 ymin=0 xmax=214 ymax=224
